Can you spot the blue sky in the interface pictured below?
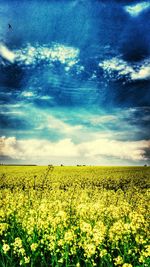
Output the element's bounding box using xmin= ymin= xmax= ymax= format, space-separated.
xmin=0 ymin=0 xmax=150 ymax=165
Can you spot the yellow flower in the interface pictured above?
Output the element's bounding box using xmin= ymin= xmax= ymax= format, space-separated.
xmin=31 ymin=242 xmax=38 ymax=252
xmin=13 ymin=237 xmax=22 ymax=248
xmin=139 ymin=245 xmax=150 ymax=262
xmin=58 ymin=258 xmax=64 ymax=263
xmin=24 ymin=256 xmax=30 ymax=264
xmin=100 ymin=249 xmax=107 ymax=258
xmin=139 ymin=255 xmax=145 ymax=263
xmin=144 ymin=245 xmax=150 ymax=257
xmin=64 ymin=229 xmax=76 ymax=245
xmin=114 ymin=256 xmax=123 ymax=266
xmin=122 ymin=264 xmax=132 ymax=267
xmin=2 ymin=243 xmax=10 ymax=254
xmin=0 ymin=223 xmax=8 ymax=235
xmin=80 ymin=222 xmax=92 ymax=233
xmin=18 ymin=248 xmax=25 ymax=256
xmin=84 ymin=243 xmax=96 ymax=258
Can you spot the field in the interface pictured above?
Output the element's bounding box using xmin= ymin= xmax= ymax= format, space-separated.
xmin=0 ymin=166 xmax=150 ymax=267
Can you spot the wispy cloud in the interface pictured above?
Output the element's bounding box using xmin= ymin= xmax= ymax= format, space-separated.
xmin=124 ymin=2 xmax=150 ymax=17
xmin=87 ymin=115 xmax=117 ymax=126
xmin=1 ymin=105 xmax=149 ymax=144
xmin=21 ymin=91 xmax=35 ymax=98
xmin=36 ymin=114 xmax=83 ymax=135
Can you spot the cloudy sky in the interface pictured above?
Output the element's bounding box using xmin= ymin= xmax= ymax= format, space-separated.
xmin=0 ymin=0 xmax=150 ymax=165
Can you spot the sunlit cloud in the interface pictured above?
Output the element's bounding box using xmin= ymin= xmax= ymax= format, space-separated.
xmin=36 ymin=114 xmax=83 ymax=135
xmin=0 ymin=43 xmax=16 ymax=63
xmin=131 ymin=65 xmax=150 ymax=80
xmin=80 ymin=138 xmax=150 ymax=161
xmin=0 ymin=136 xmax=79 ymax=159
xmin=21 ymin=91 xmax=35 ymax=97
xmin=87 ymin=115 xmax=117 ymax=125
xmin=15 ymin=43 xmax=79 ymax=70
xmin=1 ymin=136 xmax=149 ymax=163
xmin=124 ymin=2 xmax=150 ymax=17
xmin=0 ymin=111 xmax=23 ymax=115
xmin=99 ymin=57 xmax=150 ymax=81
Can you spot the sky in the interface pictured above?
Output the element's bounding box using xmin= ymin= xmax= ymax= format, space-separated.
xmin=0 ymin=0 xmax=150 ymax=166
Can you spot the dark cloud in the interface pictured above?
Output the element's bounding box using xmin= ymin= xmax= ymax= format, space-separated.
xmin=120 ymin=13 xmax=150 ymax=62
xmin=0 ymin=63 xmax=24 ymax=90
xmin=0 ymin=113 xmax=30 ymax=130
xmin=108 ymin=80 xmax=150 ymax=107
xmin=144 ymin=147 xmax=150 ymax=161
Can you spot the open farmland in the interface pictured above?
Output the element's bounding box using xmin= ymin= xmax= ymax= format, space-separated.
xmin=0 ymin=166 xmax=150 ymax=267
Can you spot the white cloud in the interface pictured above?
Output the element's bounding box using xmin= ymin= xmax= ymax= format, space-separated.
xmin=124 ymin=2 xmax=150 ymax=17
xmin=40 ymin=95 xmax=53 ymax=100
xmin=1 ymin=136 xmax=149 ymax=163
xmin=0 ymin=111 xmax=23 ymax=115
xmin=99 ymin=57 xmax=150 ymax=81
xmin=88 ymin=115 xmax=117 ymax=125
xmin=0 ymin=136 xmax=79 ymax=159
xmin=131 ymin=65 xmax=150 ymax=80
xmin=15 ymin=43 xmax=79 ymax=70
xmin=48 ymin=115 xmax=82 ymax=133
xmin=36 ymin=114 xmax=83 ymax=134
xmin=99 ymin=57 xmax=132 ymax=75
xmin=21 ymin=91 xmax=35 ymax=97
xmin=80 ymin=139 xmax=150 ymax=161
xmin=0 ymin=43 xmax=16 ymax=63
xmin=0 ymin=136 xmax=21 ymax=159
xmin=0 ymin=104 xmax=21 ymax=108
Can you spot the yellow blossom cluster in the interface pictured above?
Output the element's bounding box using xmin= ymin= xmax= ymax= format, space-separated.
xmin=0 ymin=166 xmax=149 ymax=266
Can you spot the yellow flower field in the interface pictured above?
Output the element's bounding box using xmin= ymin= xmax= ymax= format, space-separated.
xmin=0 ymin=166 xmax=150 ymax=267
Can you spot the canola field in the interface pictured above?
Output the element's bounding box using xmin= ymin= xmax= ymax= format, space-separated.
xmin=0 ymin=166 xmax=150 ymax=267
